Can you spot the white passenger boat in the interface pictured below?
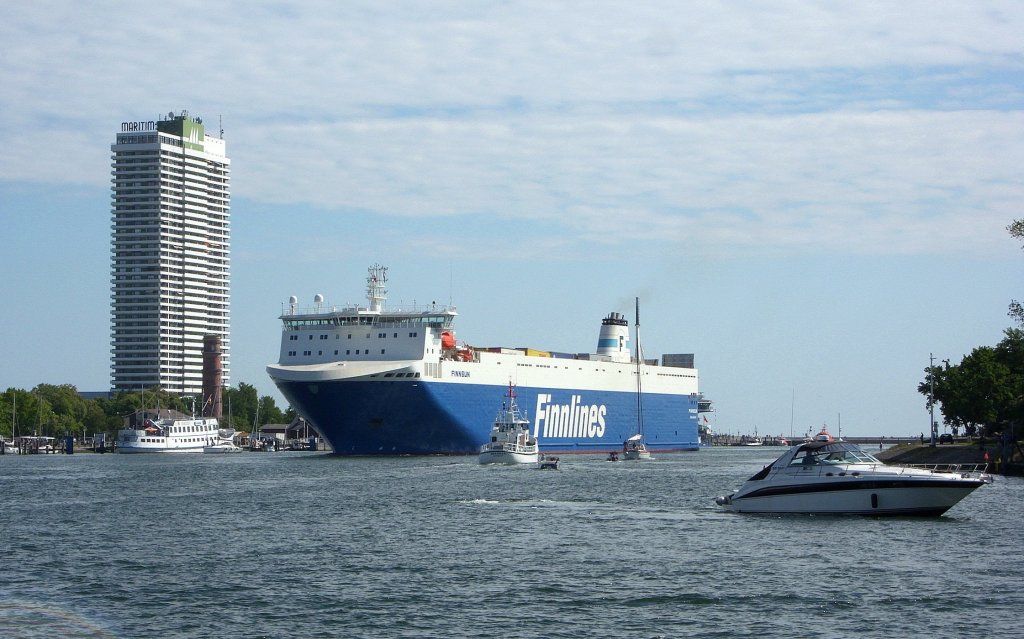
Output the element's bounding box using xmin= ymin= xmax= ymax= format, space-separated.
xmin=117 ymin=413 xmax=222 ymax=454
xmin=479 ymin=384 xmax=539 ymax=465
xmin=715 ymin=432 xmax=992 ymax=516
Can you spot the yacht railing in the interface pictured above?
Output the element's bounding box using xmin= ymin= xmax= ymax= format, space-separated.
xmin=900 ymin=462 xmax=990 ymax=475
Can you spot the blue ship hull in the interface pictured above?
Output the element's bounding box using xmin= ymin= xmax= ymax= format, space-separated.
xmin=277 ymin=378 xmax=701 ymax=455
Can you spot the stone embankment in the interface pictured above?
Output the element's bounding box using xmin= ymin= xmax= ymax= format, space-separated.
xmin=877 ymin=442 xmax=1021 ymax=476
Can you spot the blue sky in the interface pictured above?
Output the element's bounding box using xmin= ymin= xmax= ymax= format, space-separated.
xmin=1 ymin=1 xmax=1022 ymax=437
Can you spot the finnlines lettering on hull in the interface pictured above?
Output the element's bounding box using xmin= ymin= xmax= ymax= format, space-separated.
xmin=267 ymin=265 xmax=711 ymax=455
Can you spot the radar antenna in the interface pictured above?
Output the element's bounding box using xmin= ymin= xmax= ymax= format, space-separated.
xmin=366 ymin=264 xmax=388 ymax=313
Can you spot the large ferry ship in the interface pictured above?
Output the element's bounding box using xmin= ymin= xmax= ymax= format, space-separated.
xmin=266 ymin=265 xmax=708 ymax=455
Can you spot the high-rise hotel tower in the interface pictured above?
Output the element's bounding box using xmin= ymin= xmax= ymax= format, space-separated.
xmin=110 ymin=111 xmax=230 ymax=395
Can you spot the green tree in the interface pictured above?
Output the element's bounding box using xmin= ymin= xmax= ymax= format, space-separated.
xmin=0 ymin=389 xmax=14 ymax=439
xmin=34 ymin=384 xmax=86 ymax=436
xmin=224 ymin=383 xmax=259 ymax=432
xmin=1010 ymin=218 xmax=1024 ymax=327
xmin=922 ymin=329 xmax=1024 ymax=436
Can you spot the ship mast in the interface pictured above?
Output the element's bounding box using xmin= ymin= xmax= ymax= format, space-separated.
xmin=635 ymin=297 xmax=644 ymax=438
xmin=366 ymin=264 xmax=388 ymax=313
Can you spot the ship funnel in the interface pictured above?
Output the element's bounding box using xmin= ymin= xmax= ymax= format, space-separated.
xmin=596 ymin=312 xmax=631 ymax=362
xmin=202 ymin=334 xmax=223 ymax=418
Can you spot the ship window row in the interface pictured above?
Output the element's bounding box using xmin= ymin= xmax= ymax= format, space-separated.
xmin=382 ymin=372 xmax=420 ymax=378
xmin=287 ymin=348 xmax=393 ymax=358
xmin=137 ymin=438 xmax=209 ymax=444
xmin=288 ymin=332 xmax=419 ymax=340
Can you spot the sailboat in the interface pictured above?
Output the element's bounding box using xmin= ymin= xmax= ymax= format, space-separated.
xmin=622 ymin=297 xmax=652 ymax=461
xmin=2 ymin=391 xmax=19 ymax=454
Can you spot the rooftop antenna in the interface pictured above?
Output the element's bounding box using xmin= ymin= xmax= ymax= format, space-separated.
xmin=219 ymin=114 xmax=224 ymax=139
xmin=366 ymin=264 xmax=388 ymax=312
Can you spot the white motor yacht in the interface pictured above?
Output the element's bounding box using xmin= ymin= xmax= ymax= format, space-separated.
xmin=479 ymin=384 xmax=539 ymax=465
xmin=203 ymin=429 xmax=243 ymax=454
xmin=715 ymin=433 xmax=992 ymax=516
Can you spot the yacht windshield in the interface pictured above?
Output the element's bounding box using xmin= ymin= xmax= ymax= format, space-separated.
xmin=788 ymin=443 xmax=880 ymax=466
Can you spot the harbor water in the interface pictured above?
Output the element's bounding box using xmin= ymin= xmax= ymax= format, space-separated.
xmin=2 ymin=447 xmax=1022 ymax=638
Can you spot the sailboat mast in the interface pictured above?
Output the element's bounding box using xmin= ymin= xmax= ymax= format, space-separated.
xmin=635 ymin=297 xmax=643 ymax=437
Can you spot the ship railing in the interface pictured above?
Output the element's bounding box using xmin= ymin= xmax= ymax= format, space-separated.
xmin=282 ymin=302 xmax=457 ymax=318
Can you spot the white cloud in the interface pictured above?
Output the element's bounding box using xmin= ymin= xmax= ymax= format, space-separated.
xmin=0 ymin=0 xmax=1021 ymax=258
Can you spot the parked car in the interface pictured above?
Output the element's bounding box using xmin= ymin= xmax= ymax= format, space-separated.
xmin=939 ymin=433 xmax=954 ymax=444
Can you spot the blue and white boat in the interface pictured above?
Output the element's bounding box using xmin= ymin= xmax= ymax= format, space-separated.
xmin=266 ymin=265 xmax=707 ymax=455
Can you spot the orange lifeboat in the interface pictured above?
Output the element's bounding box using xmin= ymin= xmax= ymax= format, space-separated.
xmin=441 ymin=331 xmax=456 ymax=350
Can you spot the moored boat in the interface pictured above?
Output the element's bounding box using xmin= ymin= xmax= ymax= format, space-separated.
xmin=479 ymin=384 xmax=539 ymax=465
xmin=117 ymin=411 xmax=222 ymax=454
xmin=715 ymin=432 xmax=992 ymax=516
xmin=203 ymin=429 xmax=242 ymax=454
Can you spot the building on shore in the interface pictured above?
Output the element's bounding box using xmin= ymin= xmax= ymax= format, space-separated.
xmin=110 ymin=110 xmax=231 ymax=396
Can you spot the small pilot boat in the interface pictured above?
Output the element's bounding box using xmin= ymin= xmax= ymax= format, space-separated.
xmin=478 ymin=383 xmax=539 ymax=465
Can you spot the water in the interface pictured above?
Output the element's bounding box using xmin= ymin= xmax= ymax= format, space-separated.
xmin=2 ymin=448 xmax=1021 ymax=638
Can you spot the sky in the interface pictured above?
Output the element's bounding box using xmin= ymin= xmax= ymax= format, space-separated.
xmin=1 ymin=1 xmax=1022 ymax=438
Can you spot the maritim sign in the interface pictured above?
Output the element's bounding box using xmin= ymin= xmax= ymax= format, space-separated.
xmin=121 ymin=121 xmax=157 ymax=132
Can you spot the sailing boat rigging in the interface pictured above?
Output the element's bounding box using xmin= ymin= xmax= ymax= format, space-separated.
xmin=623 ymin=297 xmax=652 ymax=460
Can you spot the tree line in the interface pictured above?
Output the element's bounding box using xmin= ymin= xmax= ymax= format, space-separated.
xmin=919 ymin=219 xmax=1024 ymax=438
xmin=0 ymin=383 xmax=293 ymax=440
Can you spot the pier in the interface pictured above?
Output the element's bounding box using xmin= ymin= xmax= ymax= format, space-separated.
xmin=709 ymin=434 xmax=922 ymax=447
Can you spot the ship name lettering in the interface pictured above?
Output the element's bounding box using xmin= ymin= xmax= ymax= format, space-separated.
xmin=451 ymin=370 xmax=470 ymax=377
xmin=533 ymin=394 xmax=606 ymax=439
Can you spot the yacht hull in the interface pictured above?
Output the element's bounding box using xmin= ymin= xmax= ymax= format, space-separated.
xmin=722 ymin=480 xmax=987 ymax=516
xmin=478 ymin=450 xmax=540 ymax=465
